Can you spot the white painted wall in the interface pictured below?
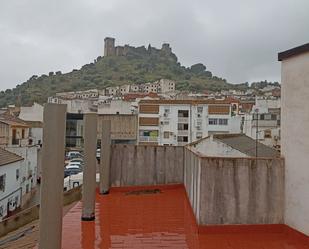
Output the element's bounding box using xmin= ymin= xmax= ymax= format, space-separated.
xmin=6 ymin=146 xmax=38 ymax=197
xmin=0 ymin=160 xmax=23 ymax=221
xmin=281 ymin=50 xmax=309 ymax=235
xmin=19 ymin=103 xmax=44 ymax=122
xmin=191 ymin=136 xmax=248 ymax=157
xmin=98 ymin=100 xmax=132 ymax=114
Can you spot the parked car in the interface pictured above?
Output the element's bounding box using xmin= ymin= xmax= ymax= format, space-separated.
xmin=66 ymin=163 xmax=83 ymax=170
xmin=70 ymin=158 xmax=84 ymax=164
xmin=64 ymin=167 xmax=82 ymax=178
xmin=66 ymin=151 xmax=83 ymax=160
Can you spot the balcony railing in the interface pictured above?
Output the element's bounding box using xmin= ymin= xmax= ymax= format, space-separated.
xmin=178 ymin=117 xmax=189 ymax=123
xmin=177 ymin=130 xmax=189 ymax=136
xmin=139 ymin=136 xmax=158 ymax=143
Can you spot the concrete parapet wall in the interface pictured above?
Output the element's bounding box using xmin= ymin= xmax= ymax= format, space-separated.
xmin=0 ymin=186 xmax=82 ymax=238
xmin=184 ymin=147 xmax=285 ymax=225
xmin=110 ymin=145 xmax=184 ymax=187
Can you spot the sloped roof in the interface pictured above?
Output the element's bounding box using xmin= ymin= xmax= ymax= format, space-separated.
xmin=0 ymin=114 xmax=29 ymax=127
xmin=0 ymin=148 xmax=24 ymax=166
xmin=213 ymin=134 xmax=279 ymax=158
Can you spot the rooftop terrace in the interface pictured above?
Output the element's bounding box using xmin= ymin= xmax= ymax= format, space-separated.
xmin=60 ymin=184 xmax=308 ymax=249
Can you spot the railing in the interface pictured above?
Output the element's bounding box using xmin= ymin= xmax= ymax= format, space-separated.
xmin=178 ymin=142 xmax=188 ymax=146
xmin=177 ymin=130 xmax=189 ymax=136
xmin=178 ymin=117 xmax=189 ymax=123
xmin=139 ymin=136 xmax=158 ymax=142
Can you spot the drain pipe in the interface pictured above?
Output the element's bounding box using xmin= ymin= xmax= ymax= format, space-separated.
xmin=39 ymin=104 xmax=66 ymax=249
xmin=81 ymin=113 xmax=98 ymax=221
xmin=100 ymin=119 xmax=111 ymax=194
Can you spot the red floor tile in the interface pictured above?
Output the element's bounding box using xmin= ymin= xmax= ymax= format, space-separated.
xmin=61 ymin=185 xmax=309 ymax=249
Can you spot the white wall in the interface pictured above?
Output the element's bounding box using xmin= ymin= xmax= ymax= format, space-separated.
xmin=281 ymin=50 xmax=309 ymax=235
xmin=0 ymin=160 xmax=23 ymax=221
xmin=98 ymin=100 xmax=132 ymax=114
xmin=6 ymin=146 xmax=38 ymax=196
xmin=19 ymin=103 xmax=44 ymax=122
xmin=191 ymin=136 xmax=248 ymax=157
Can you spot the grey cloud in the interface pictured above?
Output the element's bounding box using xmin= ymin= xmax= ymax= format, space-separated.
xmin=0 ymin=0 xmax=308 ymax=91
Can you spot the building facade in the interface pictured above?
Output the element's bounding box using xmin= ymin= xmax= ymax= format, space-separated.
xmin=138 ymin=100 xmax=241 ymax=146
xmin=279 ymin=43 xmax=309 ymax=236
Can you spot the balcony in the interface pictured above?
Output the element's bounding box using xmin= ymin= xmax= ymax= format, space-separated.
xmin=178 ymin=117 xmax=189 ymax=123
xmin=177 ymin=130 xmax=189 ymax=136
xmin=139 ymin=136 xmax=158 ymax=143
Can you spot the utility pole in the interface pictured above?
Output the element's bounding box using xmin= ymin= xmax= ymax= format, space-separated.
xmin=254 ymin=108 xmax=259 ymax=159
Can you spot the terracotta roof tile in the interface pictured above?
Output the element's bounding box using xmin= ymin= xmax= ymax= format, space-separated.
xmin=0 ymin=148 xmax=23 ymax=166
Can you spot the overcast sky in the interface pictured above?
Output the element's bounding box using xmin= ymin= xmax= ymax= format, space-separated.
xmin=0 ymin=0 xmax=308 ymax=91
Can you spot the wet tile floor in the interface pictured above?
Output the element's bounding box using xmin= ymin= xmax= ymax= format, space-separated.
xmin=61 ymin=184 xmax=309 ymax=249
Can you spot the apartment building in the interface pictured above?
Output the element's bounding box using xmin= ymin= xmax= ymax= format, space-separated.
xmin=243 ymin=97 xmax=281 ymax=148
xmin=138 ymin=99 xmax=241 ymax=146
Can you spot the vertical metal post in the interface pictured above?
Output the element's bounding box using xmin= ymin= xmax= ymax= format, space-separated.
xmin=81 ymin=113 xmax=97 ymax=221
xmin=39 ymin=104 xmax=66 ymax=249
xmin=100 ymin=119 xmax=111 ymax=194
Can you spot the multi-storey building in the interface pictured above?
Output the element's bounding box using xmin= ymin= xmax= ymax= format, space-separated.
xmin=243 ymin=97 xmax=281 ymax=148
xmin=138 ymin=99 xmax=241 ymax=146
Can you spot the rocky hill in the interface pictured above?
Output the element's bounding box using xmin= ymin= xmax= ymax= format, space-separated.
xmin=0 ymin=43 xmax=244 ymax=107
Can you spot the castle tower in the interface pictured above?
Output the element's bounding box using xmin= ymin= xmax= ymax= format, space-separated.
xmin=162 ymin=43 xmax=172 ymax=54
xmin=104 ymin=37 xmax=116 ymax=56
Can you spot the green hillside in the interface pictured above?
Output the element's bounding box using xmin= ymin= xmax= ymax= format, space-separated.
xmin=0 ymin=45 xmax=239 ymax=107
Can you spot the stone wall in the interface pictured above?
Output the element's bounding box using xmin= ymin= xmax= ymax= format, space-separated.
xmin=110 ymin=145 xmax=184 ymax=187
xmin=184 ymin=147 xmax=285 ymax=225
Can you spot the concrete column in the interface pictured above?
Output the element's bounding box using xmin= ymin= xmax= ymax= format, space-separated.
xmin=100 ymin=120 xmax=111 ymax=194
xmin=39 ymin=104 xmax=66 ymax=249
xmin=82 ymin=113 xmax=97 ymax=221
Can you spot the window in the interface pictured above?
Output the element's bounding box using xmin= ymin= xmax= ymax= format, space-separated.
xmin=164 ymin=132 xmax=170 ymax=139
xmin=0 ymin=174 xmax=6 ymax=192
xmin=264 ymin=130 xmax=272 ymax=138
xmin=219 ymin=119 xmax=228 ymax=125
xmin=177 ymin=136 xmax=188 ymax=142
xmin=196 ymin=132 xmax=203 ymax=139
xmin=22 ymin=129 xmax=25 ymax=139
xmin=178 ymin=123 xmax=189 ymax=130
xmin=271 ymin=114 xmax=277 ymax=120
xmin=16 ymin=169 xmax=20 ymax=180
xmin=260 ymin=114 xmax=265 ymax=120
xmin=178 ymin=110 xmax=189 ymax=117
xmin=209 ymin=118 xmax=217 ymax=125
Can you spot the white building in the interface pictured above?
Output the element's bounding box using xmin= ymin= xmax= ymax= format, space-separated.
xmin=18 ymin=103 xmax=44 ymax=145
xmin=6 ymin=146 xmax=38 ymax=202
xmin=138 ymin=99 xmax=242 ymax=146
xmin=279 ymin=43 xmax=309 ymax=236
xmin=98 ymin=100 xmax=134 ymax=115
xmin=0 ymin=148 xmax=24 ymax=221
xmin=243 ymin=97 xmax=281 ymax=148
xmin=105 ymin=86 xmax=119 ymax=96
xmin=188 ymin=133 xmax=279 ymax=158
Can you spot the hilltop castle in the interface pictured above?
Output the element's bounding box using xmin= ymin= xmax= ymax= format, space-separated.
xmin=104 ymin=37 xmax=172 ymax=57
